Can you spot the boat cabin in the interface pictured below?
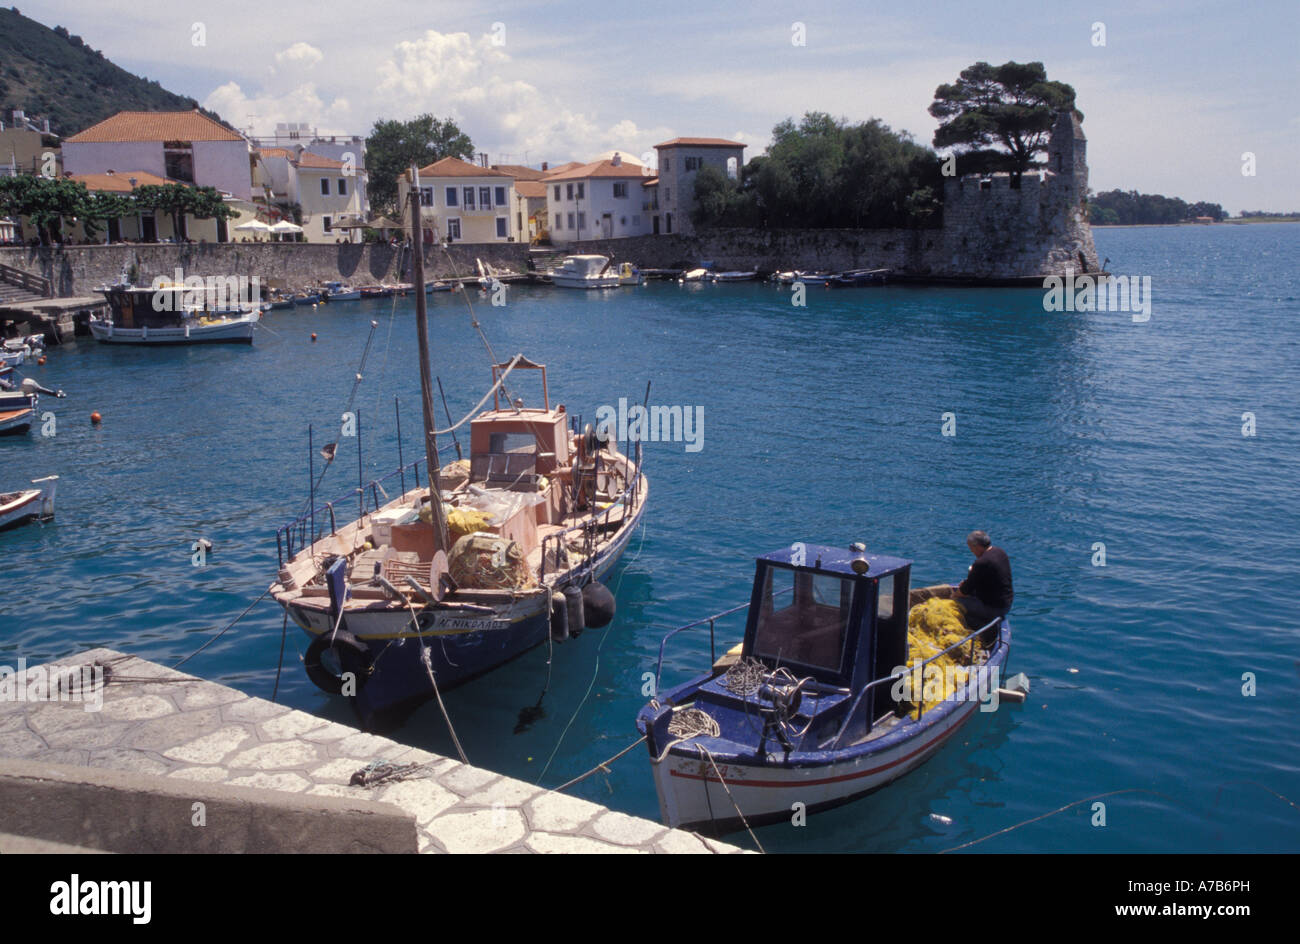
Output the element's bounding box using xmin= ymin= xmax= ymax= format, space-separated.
xmin=743 ymin=543 xmax=911 ymax=694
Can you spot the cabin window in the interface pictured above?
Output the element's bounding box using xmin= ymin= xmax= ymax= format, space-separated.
xmin=445 ymin=187 xmax=458 ymax=207
xmin=495 ymin=186 xmax=507 ymax=206
xmin=752 ymin=566 xmax=853 ymax=673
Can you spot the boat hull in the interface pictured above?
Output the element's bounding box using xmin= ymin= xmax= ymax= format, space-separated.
xmin=89 ymin=314 xmax=258 ymax=344
xmin=551 ymin=276 xmax=620 ymax=289
xmin=279 ymin=475 xmax=648 ymax=731
xmin=0 ymin=476 xmax=57 ymax=530
xmin=645 ymin=623 xmax=1010 ymax=833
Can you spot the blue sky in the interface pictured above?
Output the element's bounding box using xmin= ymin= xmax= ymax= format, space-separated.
xmin=23 ymin=0 xmax=1300 ymax=211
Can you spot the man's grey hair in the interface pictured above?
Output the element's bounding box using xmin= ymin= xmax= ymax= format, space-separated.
xmin=966 ymin=530 xmax=992 ymax=549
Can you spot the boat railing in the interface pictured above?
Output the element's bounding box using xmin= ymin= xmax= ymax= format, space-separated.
xmin=275 ymin=446 xmax=456 ymax=567
xmin=538 ymin=444 xmax=643 ymax=585
xmin=825 ymin=617 xmax=1002 ymax=750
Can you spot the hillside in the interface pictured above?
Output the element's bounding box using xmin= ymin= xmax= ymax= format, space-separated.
xmin=0 ymin=7 xmax=230 ymax=137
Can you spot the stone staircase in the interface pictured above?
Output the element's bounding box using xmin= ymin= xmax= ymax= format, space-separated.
xmin=0 ymin=262 xmax=52 ymax=305
xmin=0 ymin=280 xmax=47 ymax=306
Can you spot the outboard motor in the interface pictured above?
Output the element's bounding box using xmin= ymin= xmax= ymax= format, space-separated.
xmin=20 ymin=377 xmax=65 ymax=398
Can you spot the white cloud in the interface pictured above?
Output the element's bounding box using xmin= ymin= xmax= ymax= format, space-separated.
xmin=275 ymin=42 xmax=324 ymax=68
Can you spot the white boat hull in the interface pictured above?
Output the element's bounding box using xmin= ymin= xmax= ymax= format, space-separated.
xmin=650 ymin=655 xmax=1007 ymax=832
xmin=90 ymin=313 xmax=259 ymax=344
xmin=0 ymin=475 xmax=57 ymax=530
xmin=552 ymin=275 xmax=621 ymax=289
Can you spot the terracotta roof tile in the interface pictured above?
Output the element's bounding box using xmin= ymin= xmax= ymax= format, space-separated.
xmin=654 ymin=137 xmax=746 ymax=149
xmin=543 ymin=159 xmax=648 ymax=181
xmin=70 ymin=170 xmax=184 ymax=192
xmin=415 ymin=157 xmax=513 ymax=179
xmin=540 ymin=161 xmax=583 ymax=178
xmin=492 ymin=163 xmax=550 ymax=180
xmin=66 ymin=110 xmax=245 ymax=144
xmin=514 ymin=181 xmax=548 ymax=198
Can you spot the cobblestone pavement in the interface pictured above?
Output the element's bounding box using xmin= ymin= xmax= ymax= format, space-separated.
xmin=0 ymin=649 xmax=743 ymax=853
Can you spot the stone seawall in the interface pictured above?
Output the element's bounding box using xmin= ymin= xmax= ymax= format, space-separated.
xmin=0 ymin=242 xmax=530 ymax=298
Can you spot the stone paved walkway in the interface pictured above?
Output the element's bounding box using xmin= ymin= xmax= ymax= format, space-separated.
xmin=0 ymin=649 xmax=742 ymax=854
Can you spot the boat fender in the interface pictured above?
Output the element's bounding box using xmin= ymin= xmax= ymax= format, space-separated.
xmin=303 ymin=629 xmax=373 ymax=696
xmin=563 ymin=584 xmax=585 ymax=637
xmin=550 ymin=594 xmax=569 ymax=642
xmin=581 ymin=580 xmax=615 ymax=629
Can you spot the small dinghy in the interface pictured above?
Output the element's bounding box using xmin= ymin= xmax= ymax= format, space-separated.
xmin=0 ymin=476 xmax=58 ymax=530
xmin=636 ymin=542 xmax=1014 ymax=834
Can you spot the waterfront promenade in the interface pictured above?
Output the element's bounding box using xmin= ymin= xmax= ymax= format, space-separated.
xmin=0 ymin=649 xmax=740 ymax=854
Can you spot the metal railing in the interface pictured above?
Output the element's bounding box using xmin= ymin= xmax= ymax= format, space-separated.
xmin=538 ymin=446 xmax=643 ymax=586
xmin=276 ymin=448 xmax=457 ymax=566
xmin=825 ymin=617 xmax=1002 ymax=750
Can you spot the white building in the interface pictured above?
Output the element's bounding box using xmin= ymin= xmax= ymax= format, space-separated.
xmin=254 ymin=146 xmax=369 ymax=242
xmin=397 ymin=157 xmax=519 ymax=244
xmin=545 ymin=152 xmax=656 ymax=243
xmin=62 ymin=109 xmax=253 ymax=201
xmin=653 ymin=137 xmax=746 ymax=236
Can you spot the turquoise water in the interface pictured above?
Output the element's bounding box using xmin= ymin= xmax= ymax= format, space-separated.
xmin=3 ymin=223 xmax=1298 ymax=853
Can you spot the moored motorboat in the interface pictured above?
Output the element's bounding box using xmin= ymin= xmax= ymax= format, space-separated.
xmin=0 ymin=378 xmax=65 ymax=436
xmin=0 ymin=476 xmax=58 ymax=530
xmin=617 ymin=262 xmax=644 ymax=286
xmin=708 ymin=268 xmax=758 ymax=282
xmin=636 ymin=542 xmax=1016 ymax=834
xmin=552 ymin=254 xmax=621 ymax=289
xmin=833 ymin=267 xmax=891 ymax=287
xmin=322 ymin=281 xmax=362 ymax=302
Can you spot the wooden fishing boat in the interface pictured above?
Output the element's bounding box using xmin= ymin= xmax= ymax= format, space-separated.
xmin=636 ymin=542 xmax=1015 ymax=834
xmin=270 ymin=166 xmax=649 ymax=732
xmin=0 ymin=476 xmax=57 ymax=530
xmin=0 ymin=378 xmax=64 ymax=435
xmin=91 ymin=284 xmax=260 ymax=344
xmin=832 ymin=267 xmax=891 ymax=287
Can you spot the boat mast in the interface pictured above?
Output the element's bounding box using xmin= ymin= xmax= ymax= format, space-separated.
xmin=408 ymin=165 xmax=451 ymax=554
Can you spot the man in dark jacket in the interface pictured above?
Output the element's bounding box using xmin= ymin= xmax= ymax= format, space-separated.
xmin=910 ymin=530 xmax=1013 ymax=641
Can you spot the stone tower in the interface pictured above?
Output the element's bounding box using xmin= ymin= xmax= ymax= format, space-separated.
xmin=1044 ymin=110 xmax=1100 ymax=275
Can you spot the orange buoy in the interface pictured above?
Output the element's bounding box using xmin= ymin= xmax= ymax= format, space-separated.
xmin=311 ymin=333 xmax=317 ymax=342
xmin=38 ymin=356 xmax=47 ymax=366
xmin=91 ymin=411 xmax=102 ymax=425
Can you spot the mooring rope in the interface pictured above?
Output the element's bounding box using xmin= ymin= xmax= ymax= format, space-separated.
xmin=695 ymin=742 xmax=765 ymax=854
xmin=270 ymin=608 xmax=288 ymax=703
xmin=549 ymin=736 xmax=647 ymax=793
xmin=172 ymin=587 xmax=271 ymax=670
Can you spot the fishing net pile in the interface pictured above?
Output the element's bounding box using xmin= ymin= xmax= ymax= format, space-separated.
xmin=447 ymin=532 xmax=534 ymax=590
xmin=446 ymin=506 xmax=493 ymax=543
xmin=903 ymin=599 xmax=979 ymax=717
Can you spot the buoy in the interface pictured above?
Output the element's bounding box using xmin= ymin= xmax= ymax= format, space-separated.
xmin=311 ymin=333 xmax=317 ymax=341
xmin=550 ymin=595 xmax=570 ymax=642
xmin=562 ymin=584 xmax=585 ymax=637
xmin=37 ymin=356 xmax=46 ymax=366
xmin=90 ymin=411 xmax=102 ymax=425
xmin=581 ymin=581 xmax=616 ymax=629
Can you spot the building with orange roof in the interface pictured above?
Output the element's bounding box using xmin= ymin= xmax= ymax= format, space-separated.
xmin=62 ymin=109 xmax=254 ymax=202
xmin=396 ymin=156 xmax=520 ymax=244
xmin=654 ymin=136 xmax=745 ymax=236
xmin=544 ymin=152 xmax=657 ymax=243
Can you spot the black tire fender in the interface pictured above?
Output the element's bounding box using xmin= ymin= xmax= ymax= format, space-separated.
xmin=303 ymin=629 xmax=373 ymax=696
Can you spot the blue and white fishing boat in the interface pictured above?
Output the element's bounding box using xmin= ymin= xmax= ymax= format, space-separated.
xmin=322 ymin=281 xmax=362 ymax=302
xmin=636 ymin=543 xmax=1014 ymax=833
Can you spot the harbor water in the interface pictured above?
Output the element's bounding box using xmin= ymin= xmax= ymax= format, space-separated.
xmin=3 ymin=223 xmax=1297 ymax=853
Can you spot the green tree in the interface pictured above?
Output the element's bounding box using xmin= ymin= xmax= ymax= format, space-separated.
xmin=929 ymin=61 xmax=1078 ymax=186
xmin=365 ymin=114 xmax=474 ymax=214
xmin=132 ymin=183 xmax=232 ymax=240
xmin=0 ymin=174 xmax=94 ymax=244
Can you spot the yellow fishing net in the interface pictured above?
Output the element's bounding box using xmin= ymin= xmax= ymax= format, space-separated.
xmin=446 ymin=507 xmax=493 ymax=543
xmin=903 ymin=599 xmax=975 ymax=718
xmin=447 ymin=533 xmax=534 ymax=590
